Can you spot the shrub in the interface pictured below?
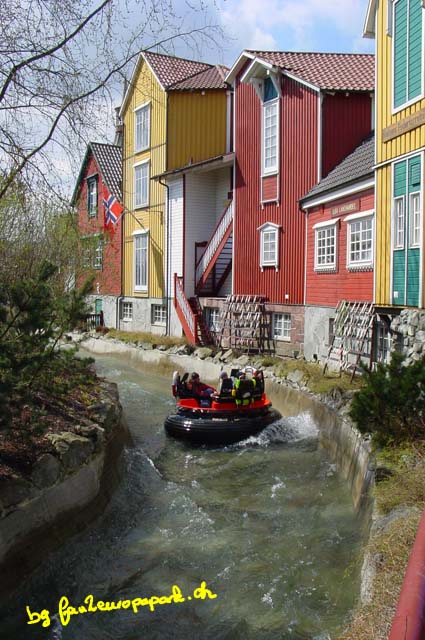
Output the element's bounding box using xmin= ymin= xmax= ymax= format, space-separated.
xmin=349 ymin=352 xmax=425 ymax=446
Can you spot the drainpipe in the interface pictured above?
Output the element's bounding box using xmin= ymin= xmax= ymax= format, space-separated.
xmin=158 ymin=176 xmax=171 ymax=337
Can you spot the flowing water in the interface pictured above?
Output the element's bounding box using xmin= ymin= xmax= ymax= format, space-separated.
xmin=0 ymin=352 xmax=367 ymax=640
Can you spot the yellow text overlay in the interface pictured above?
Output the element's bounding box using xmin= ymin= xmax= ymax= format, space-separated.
xmin=26 ymin=581 xmax=218 ymax=629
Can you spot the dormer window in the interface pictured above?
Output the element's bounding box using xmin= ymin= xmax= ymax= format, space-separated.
xmin=264 ymin=77 xmax=278 ymax=102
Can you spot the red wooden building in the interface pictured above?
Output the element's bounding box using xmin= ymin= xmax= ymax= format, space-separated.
xmin=226 ymin=51 xmax=374 ymax=355
xmin=72 ymin=141 xmax=123 ymax=328
xmin=300 ymin=134 xmax=377 ymax=363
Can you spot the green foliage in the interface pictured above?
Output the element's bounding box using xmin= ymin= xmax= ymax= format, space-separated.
xmin=0 ymin=259 xmax=93 ymax=428
xmin=349 ymin=352 xmax=425 ymax=445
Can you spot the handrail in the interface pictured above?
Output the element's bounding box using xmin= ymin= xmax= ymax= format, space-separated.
xmin=195 ymin=200 xmax=233 ymax=286
xmin=174 ymin=274 xmax=197 ymax=343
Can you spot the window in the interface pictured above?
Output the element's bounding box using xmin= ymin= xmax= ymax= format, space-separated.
xmin=135 ymin=103 xmax=150 ymax=152
xmin=328 ymin=318 xmax=335 ymax=346
xmin=81 ymin=235 xmax=103 ymax=270
xmin=134 ymin=231 xmax=148 ymax=291
xmin=259 ymin=222 xmax=280 ymax=268
xmin=374 ymin=321 xmax=392 ymax=364
xmin=394 ymin=196 xmax=405 ymax=248
xmin=87 ymin=176 xmax=98 ymax=217
xmin=93 ymin=238 xmax=103 ymax=270
xmin=206 ymin=307 xmax=220 ymax=333
xmin=122 ymin=302 xmax=133 ymax=321
xmin=314 ymin=222 xmax=337 ymax=271
xmin=151 ymin=304 xmax=166 ymax=325
xmin=347 ymin=214 xmax=373 ymax=268
xmin=263 ymin=100 xmax=278 ymax=174
xmin=393 ymin=0 xmax=423 ymax=110
xmin=134 ymin=162 xmax=149 ymax=208
xmin=409 ymin=192 xmax=421 ymax=246
xmin=273 ymin=313 xmax=291 ymax=340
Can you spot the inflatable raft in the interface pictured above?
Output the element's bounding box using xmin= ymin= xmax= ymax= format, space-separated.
xmin=164 ymin=369 xmax=281 ymax=445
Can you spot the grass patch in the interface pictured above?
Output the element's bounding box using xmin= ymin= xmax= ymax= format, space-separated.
xmin=337 ymin=441 xmax=425 ymax=640
xmin=257 ymin=357 xmax=365 ymax=394
xmin=375 ymin=442 xmax=425 ymax=515
xmin=338 ymin=510 xmax=421 ymax=640
xmin=106 ymin=329 xmax=189 ymax=348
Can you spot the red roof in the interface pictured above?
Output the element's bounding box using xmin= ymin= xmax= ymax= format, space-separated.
xmin=143 ymin=51 xmax=211 ymax=89
xmin=170 ymin=64 xmax=229 ymax=90
xmin=246 ymin=51 xmax=375 ymax=91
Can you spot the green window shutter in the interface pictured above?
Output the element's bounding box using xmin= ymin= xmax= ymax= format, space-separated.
xmin=408 ymin=155 xmax=421 ymax=190
xmin=394 ymin=160 xmax=407 ymax=197
xmin=394 ymin=0 xmax=408 ymax=108
xmin=408 ymin=0 xmax=423 ymax=101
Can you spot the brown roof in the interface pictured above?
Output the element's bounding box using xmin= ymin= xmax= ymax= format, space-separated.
xmin=91 ymin=143 xmax=122 ymax=201
xmin=71 ymin=142 xmax=122 ymax=206
xmin=170 ymin=64 xmax=229 ymax=90
xmin=246 ymin=51 xmax=375 ymax=91
xmin=143 ymin=51 xmax=212 ymax=89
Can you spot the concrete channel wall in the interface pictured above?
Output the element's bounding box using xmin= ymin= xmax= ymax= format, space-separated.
xmin=0 ymin=381 xmax=131 ymax=598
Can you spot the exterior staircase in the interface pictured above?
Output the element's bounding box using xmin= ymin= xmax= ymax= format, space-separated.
xmin=195 ymin=200 xmax=233 ymax=295
xmin=174 ymin=274 xmax=213 ymax=345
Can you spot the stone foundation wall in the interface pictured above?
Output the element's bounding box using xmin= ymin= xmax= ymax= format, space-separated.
xmin=391 ymin=308 xmax=425 ymax=365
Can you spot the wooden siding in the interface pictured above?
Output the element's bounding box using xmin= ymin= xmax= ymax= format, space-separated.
xmin=184 ymin=172 xmax=220 ymax=297
xmin=167 ymin=91 xmax=227 ymax=170
xmin=305 ymin=189 xmax=374 ymax=306
xmin=168 ymin=176 xmax=184 ymax=294
xmin=322 ymin=93 xmax=373 ymax=178
xmin=233 ymin=75 xmax=318 ymax=303
xmin=375 ymin=0 xmax=425 ymax=306
xmin=76 ymin=152 xmax=122 ymax=296
xmin=121 ymin=60 xmax=166 ymax=298
xmin=376 ymin=0 xmax=425 ymax=163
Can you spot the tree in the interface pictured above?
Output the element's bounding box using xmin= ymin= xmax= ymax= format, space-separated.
xmin=349 ymin=352 xmax=425 ymax=446
xmin=0 ymin=0 xmax=222 ymax=202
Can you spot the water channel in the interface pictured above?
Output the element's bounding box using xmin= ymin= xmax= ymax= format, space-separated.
xmin=0 ymin=351 xmax=368 ymax=640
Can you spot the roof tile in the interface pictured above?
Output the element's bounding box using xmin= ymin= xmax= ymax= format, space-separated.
xmin=143 ymin=51 xmax=211 ymax=89
xmin=246 ymin=50 xmax=375 ymax=91
xmin=90 ymin=142 xmax=122 ymax=201
xmin=301 ymin=133 xmax=375 ymax=202
xmin=170 ymin=64 xmax=229 ymax=90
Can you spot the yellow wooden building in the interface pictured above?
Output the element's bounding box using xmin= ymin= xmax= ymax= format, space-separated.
xmin=365 ymin=0 xmax=425 ymax=309
xmin=119 ymin=51 xmax=230 ymax=334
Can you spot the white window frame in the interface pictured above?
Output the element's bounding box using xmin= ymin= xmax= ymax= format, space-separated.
xmin=87 ymin=176 xmax=98 ymax=217
xmin=344 ymin=210 xmax=374 ymax=269
xmin=151 ymin=304 xmax=166 ymax=326
xmin=393 ymin=195 xmax=405 ymax=249
xmin=206 ymin=307 xmax=220 ymax=333
xmin=93 ymin=236 xmax=103 ymax=270
xmin=409 ymin=191 xmax=421 ymax=246
xmin=273 ymin=312 xmax=291 ymax=341
xmin=133 ymin=230 xmax=148 ymax=292
xmin=134 ymin=160 xmax=150 ymax=209
xmin=391 ymin=0 xmax=425 ymax=114
xmin=262 ymin=98 xmax=279 ymax=175
xmin=122 ymin=301 xmax=133 ymax=321
xmin=313 ymin=219 xmax=338 ymax=271
xmin=134 ymin=102 xmax=150 ymax=152
xmin=258 ymin=222 xmax=280 ymax=269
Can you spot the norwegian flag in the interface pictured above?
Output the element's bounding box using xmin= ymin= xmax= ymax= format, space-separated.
xmin=103 ymin=191 xmax=123 ymax=233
